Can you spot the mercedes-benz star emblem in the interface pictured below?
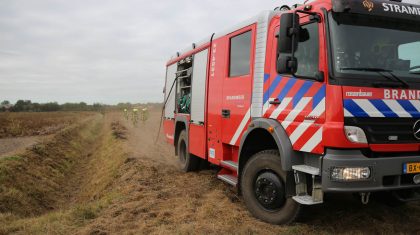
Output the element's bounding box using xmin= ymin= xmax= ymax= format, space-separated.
xmin=413 ymin=120 xmax=420 ymax=140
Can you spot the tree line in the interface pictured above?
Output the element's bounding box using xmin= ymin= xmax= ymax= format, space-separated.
xmin=0 ymin=100 xmax=105 ymax=112
xmin=0 ymin=100 xmax=163 ymax=112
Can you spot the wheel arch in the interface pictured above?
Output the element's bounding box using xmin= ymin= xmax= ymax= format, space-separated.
xmin=174 ymin=116 xmax=189 ymax=156
xmin=238 ymin=118 xmax=302 ymax=179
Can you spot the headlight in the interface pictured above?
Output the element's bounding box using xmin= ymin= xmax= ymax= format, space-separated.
xmin=344 ymin=126 xmax=368 ymax=144
xmin=331 ymin=167 xmax=371 ymax=182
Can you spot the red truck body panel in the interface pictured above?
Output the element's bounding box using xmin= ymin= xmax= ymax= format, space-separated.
xmin=163 ymin=0 xmax=420 ymax=169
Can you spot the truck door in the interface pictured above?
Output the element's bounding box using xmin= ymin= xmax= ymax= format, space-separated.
xmin=222 ymin=26 xmax=255 ymax=146
xmin=266 ymin=17 xmax=326 ymax=154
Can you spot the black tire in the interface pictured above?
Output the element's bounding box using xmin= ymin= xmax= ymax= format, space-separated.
xmin=177 ymin=130 xmax=200 ymax=172
xmin=241 ymin=150 xmax=301 ymax=224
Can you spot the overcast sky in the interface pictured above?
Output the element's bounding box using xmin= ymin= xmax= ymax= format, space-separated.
xmin=5 ymin=0 xmax=417 ymax=105
xmin=0 ymin=0 xmax=301 ymax=105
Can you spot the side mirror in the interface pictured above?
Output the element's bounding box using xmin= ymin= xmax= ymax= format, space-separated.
xmin=277 ymin=13 xmax=300 ymax=74
xmin=277 ymin=13 xmax=299 ymax=54
xmin=277 ymin=54 xmax=298 ymax=74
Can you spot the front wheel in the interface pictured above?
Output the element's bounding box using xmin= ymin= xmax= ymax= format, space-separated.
xmin=241 ymin=150 xmax=301 ymax=224
xmin=177 ymin=130 xmax=200 ymax=172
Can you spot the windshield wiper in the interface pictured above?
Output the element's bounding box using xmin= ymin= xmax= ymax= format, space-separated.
xmin=341 ymin=67 xmax=391 ymax=72
xmin=340 ymin=67 xmax=409 ymax=88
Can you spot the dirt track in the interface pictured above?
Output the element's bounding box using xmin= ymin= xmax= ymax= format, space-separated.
xmin=76 ymin=110 xmax=420 ymax=234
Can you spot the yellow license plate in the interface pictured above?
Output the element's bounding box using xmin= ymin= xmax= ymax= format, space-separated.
xmin=404 ymin=163 xmax=420 ymax=174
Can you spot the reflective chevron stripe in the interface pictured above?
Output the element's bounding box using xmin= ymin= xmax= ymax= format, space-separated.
xmin=262 ymin=75 xmax=326 ymax=154
xmin=229 ymin=108 xmax=251 ymax=145
xmin=345 ymin=99 xmax=420 ymax=118
xmin=229 ymin=75 xmax=326 ymax=154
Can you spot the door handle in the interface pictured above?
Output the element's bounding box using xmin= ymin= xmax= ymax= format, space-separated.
xmin=269 ymin=98 xmax=281 ymax=105
xmin=222 ymin=109 xmax=231 ymax=118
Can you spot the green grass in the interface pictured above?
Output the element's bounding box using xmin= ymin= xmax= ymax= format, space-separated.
xmin=0 ymin=155 xmax=23 ymax=162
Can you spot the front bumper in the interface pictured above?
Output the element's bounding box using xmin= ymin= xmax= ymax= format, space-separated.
xmin=322 ymin=149 xmax=420 ymax=192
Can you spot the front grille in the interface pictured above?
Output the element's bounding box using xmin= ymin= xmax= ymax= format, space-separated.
xmin=345 ymin=117 xmax=420 ymax=144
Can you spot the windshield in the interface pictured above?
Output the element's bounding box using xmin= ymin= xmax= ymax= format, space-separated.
xmin=329 ymin=12 xmax=420 ymax=87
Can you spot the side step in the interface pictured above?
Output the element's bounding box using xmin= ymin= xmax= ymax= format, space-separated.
xmin=217 ymin=174 xmax=238 ymax=187
xmin=220 ymin=160 xmax=238 ymax=172
xmin=292 ymin=164 xmax=323 ymax=205
xmin=293 ymin=195 xmax=323 ymax=205
xmin=292 ymin=165 xmax=320 ymax=175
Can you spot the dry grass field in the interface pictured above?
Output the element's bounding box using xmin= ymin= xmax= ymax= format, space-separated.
xmin=0 ymin=112 xmax=92 ymax=138
xmin=0 ymin=112 xmax=95 ymax=158
xmin=0 ymin=110 xmax=419 ymax=235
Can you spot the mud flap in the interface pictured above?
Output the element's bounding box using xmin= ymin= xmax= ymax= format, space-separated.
xmin=286 ymin=171 xmax=296 ymax=197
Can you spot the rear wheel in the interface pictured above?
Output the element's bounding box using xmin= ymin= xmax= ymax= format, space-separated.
xmin=177 ymin=130 xmax=200 ymax=172
xmin=241 ymin=150 xmax=301 ymax=224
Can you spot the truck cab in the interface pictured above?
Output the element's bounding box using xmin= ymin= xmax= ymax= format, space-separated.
xmin=163 ymin=0 xmax=420 ymax=224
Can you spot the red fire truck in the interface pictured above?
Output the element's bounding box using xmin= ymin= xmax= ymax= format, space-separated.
xmin=163 ymin=0 xmax=420 ymax=224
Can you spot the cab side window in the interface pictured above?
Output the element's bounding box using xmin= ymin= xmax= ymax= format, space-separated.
xmin=229 ymin=31 xmax=252 ymax=77
xmin=294 ymin=23 xmax=319 ymax=78
xmin=399 ymin=41 xmax=420 ymax=69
